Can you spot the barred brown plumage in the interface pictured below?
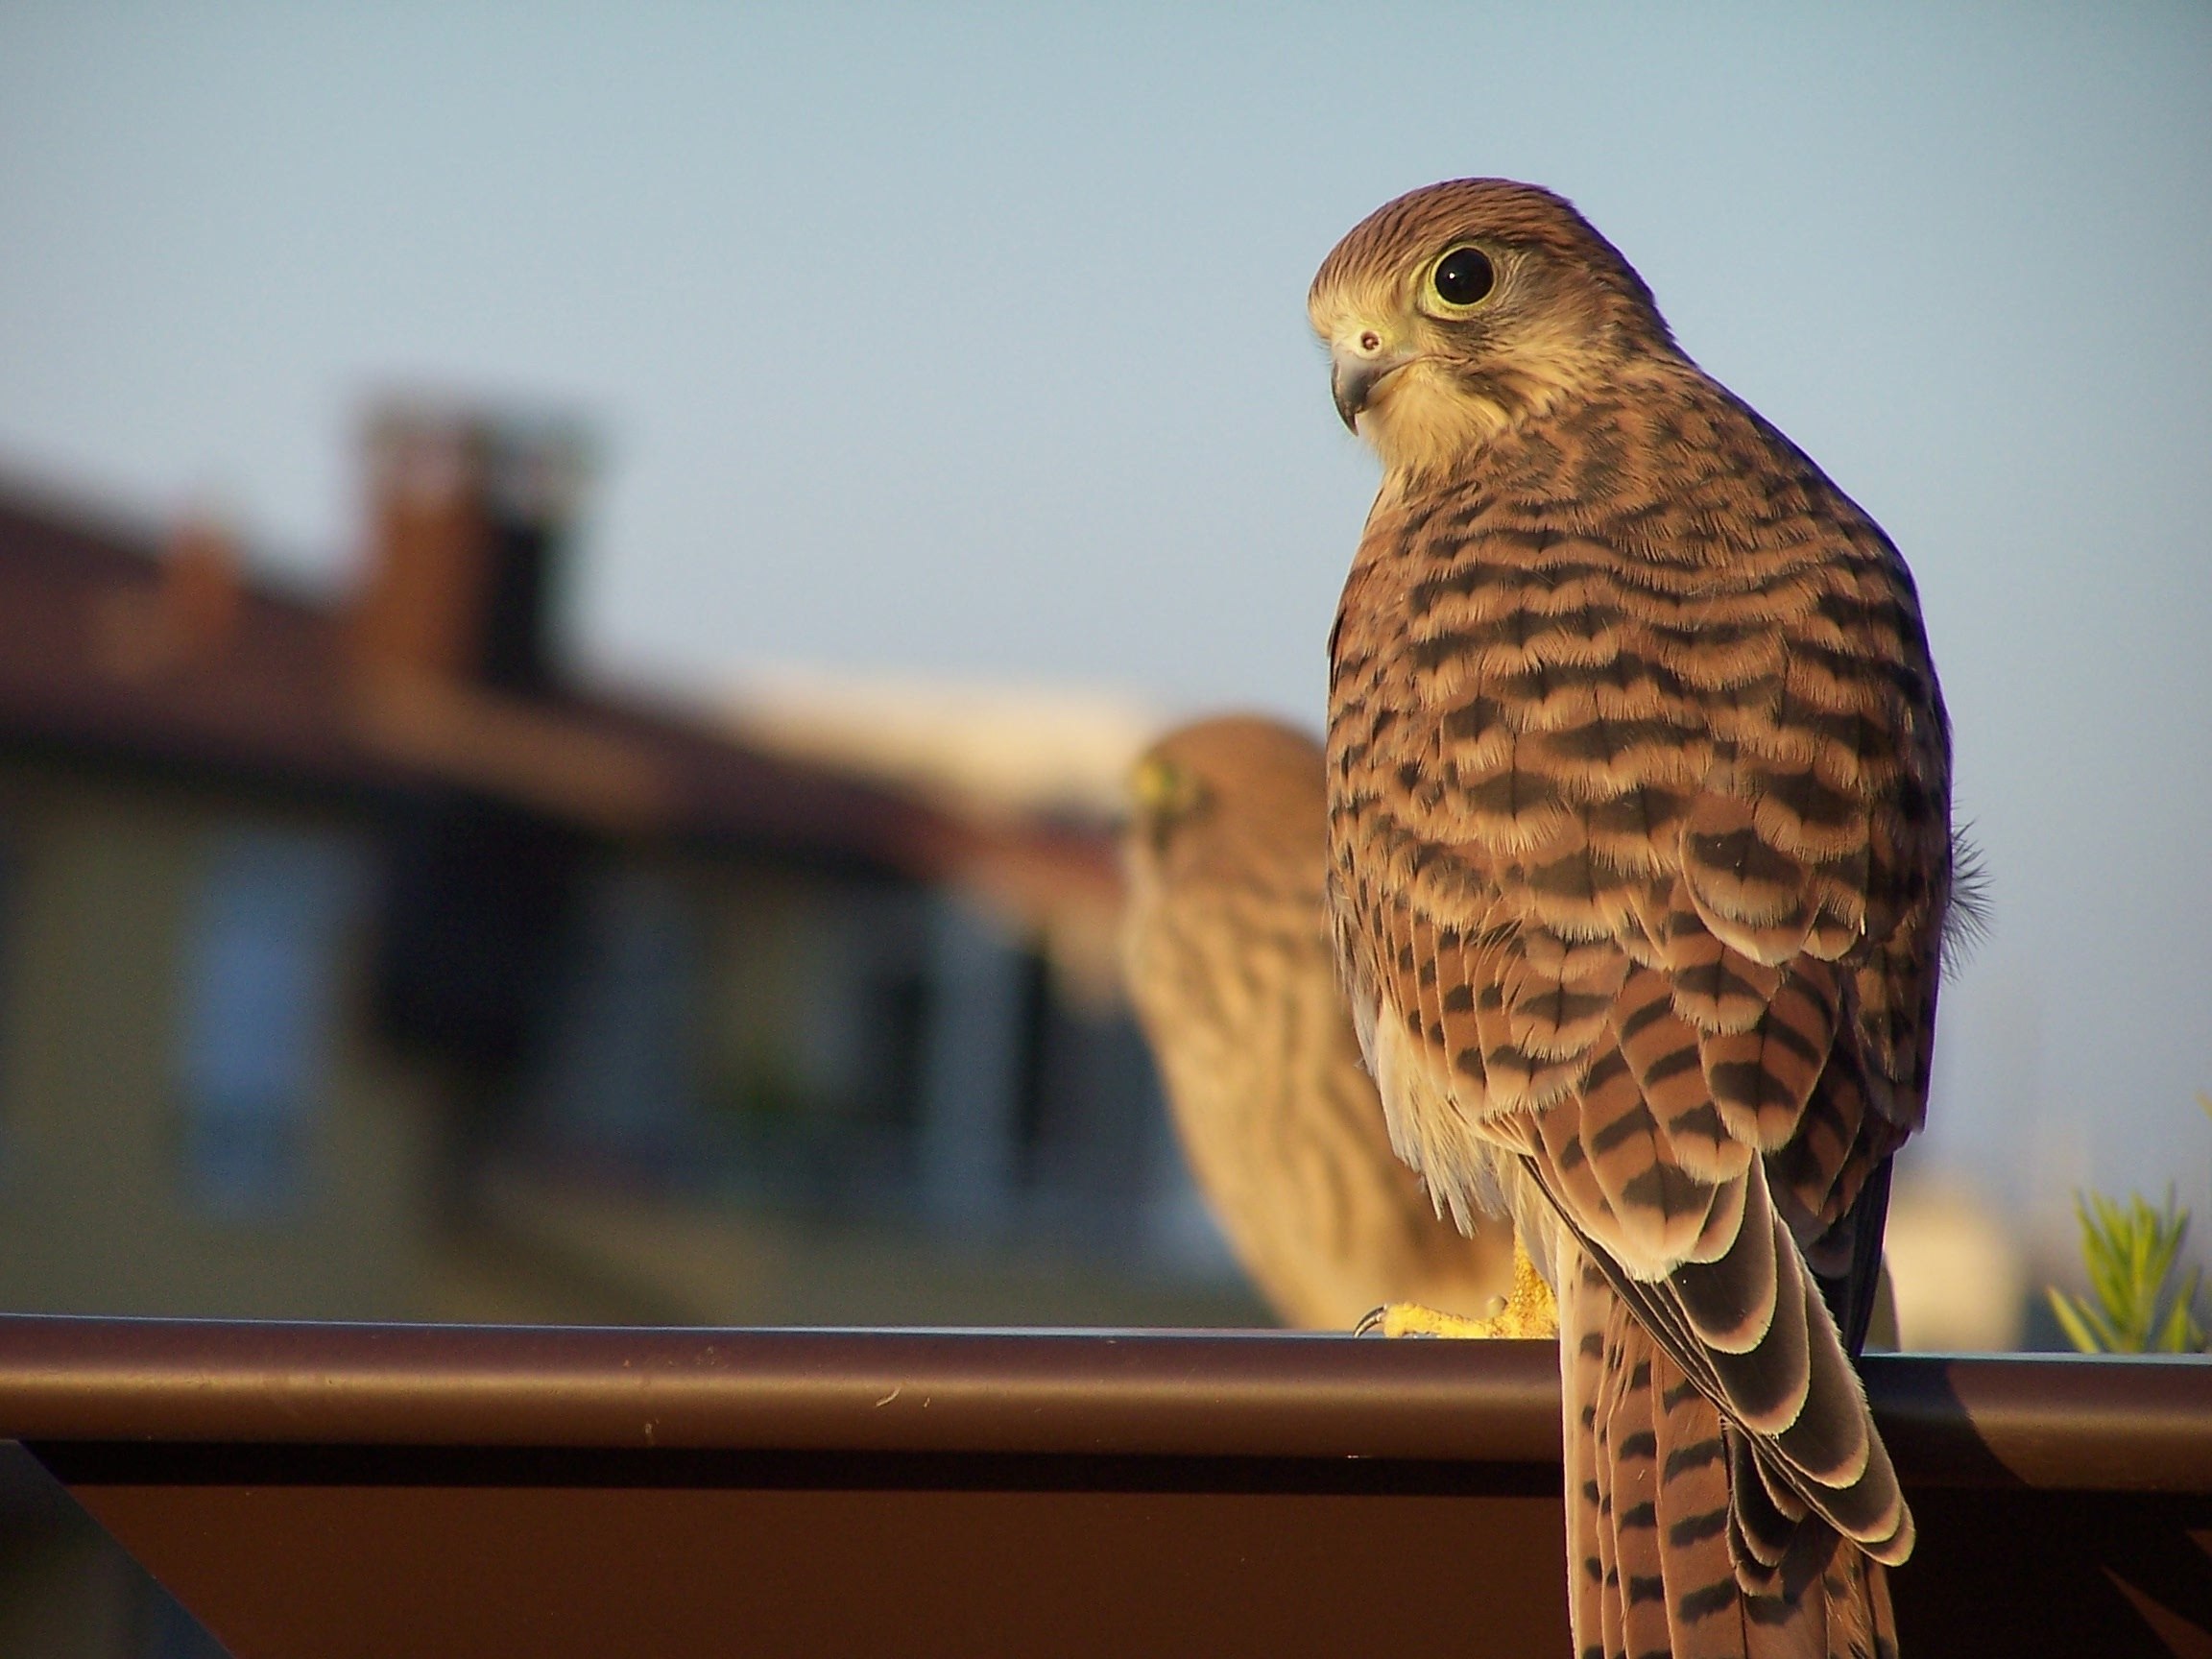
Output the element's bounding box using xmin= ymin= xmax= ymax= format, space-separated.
xmin=1312 ymin=179 xmax=1955 ymax=1657
xmin=1118 ymin=714 xmax=1517 ymax=1330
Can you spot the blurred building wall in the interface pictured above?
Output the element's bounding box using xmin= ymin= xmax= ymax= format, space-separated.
xmin=0 ymin=766 xmax=443 ymax=1319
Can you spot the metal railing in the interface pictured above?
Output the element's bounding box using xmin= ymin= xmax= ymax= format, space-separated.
xmin=4 ymin=1315 xmax=2208 ymax=1657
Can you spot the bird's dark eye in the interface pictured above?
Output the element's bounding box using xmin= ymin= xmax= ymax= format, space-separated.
xmin=1431 ymin=246 xmax=1495 ymax=307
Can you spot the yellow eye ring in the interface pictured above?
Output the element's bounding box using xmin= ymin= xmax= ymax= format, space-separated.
xmin=1428 ymin=244 xmax=1497 ymax=310
xmin=1130 ymin=756 xmax=1204 ymax=819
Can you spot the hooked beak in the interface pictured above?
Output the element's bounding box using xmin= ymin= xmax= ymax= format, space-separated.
xmin=1330 ymin=334 xmax=1415 ymax=432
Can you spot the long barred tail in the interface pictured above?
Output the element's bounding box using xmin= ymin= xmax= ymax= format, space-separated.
xmin=1562 ymin=1252 xmax=1899 ymax=1659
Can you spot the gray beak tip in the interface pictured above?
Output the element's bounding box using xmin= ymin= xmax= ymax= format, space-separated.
xmin=1331 ymin=352 xmax=1395 ymax=435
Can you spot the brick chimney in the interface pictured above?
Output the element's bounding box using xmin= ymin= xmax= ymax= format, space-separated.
xmin=355 ymin=405 xmax=593 ymax=1081
xmin=351 ymin=404 xmax=588 ymax=696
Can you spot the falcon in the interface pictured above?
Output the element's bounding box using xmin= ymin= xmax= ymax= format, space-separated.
xmin=1119 ymin=714 xmax=1538 ymax=1333
xmin=1310 ymin=179 xmax=1956 ymax=1657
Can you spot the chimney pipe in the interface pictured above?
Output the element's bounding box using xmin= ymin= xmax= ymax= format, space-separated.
xmin=351 ymin=403 xmax=588 ymax=697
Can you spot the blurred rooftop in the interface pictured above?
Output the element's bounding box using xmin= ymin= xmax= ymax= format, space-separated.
xmin=0 ymin=469 xmax=964 ymax=879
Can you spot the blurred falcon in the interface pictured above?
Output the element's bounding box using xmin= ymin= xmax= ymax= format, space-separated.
xmin=1310 ymin=180 xmax=1958 ymax=1657
xmin=1120 ymin=714 xmax=1538 ymax=1332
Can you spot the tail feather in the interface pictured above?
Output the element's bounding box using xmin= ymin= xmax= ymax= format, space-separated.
xmin=1546 ymin=1154 xmax=1911 ymax=1565
xmin=1565 ymin=1278 xmax=1608 ymax=1658
xmin=1564 ymin=1246 xmax=1901 ymax=1659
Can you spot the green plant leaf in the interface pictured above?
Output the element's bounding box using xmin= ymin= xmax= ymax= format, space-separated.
xmin=2056 ymin=1186 xmax=2204 ymax=1354
xmin=2154 ymin=1264 xmax=2206 ymax=1355
xmin=2047 ymin=1286 xmax=2108 ymax=1355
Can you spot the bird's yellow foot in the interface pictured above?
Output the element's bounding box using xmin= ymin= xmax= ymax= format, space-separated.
xmin=1355 ymin=1240 xmax=1558 ymax=1338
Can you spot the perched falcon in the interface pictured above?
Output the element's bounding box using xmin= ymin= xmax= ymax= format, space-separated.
xmin=1119 ymin=714 xmax=1530 ymax=1331
xmin=1310 ymin=180 xmax=1955 ymax=1657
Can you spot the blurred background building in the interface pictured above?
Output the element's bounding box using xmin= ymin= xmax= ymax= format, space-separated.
xmin=0 ymin=410 xmax=1259 ymax=1336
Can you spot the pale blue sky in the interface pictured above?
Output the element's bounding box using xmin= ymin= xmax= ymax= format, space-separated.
xmin=2 ymin=3 xmax=2209 ymax=1249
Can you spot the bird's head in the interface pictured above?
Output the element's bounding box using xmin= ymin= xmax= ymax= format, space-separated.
xmin=1308 ymin=179 xmax=1676 ymax=478
xmin=1127 ymin=748 xmax=1212 ymax=854
xmin=1120 ymin=716 xmax=1325 ymax=877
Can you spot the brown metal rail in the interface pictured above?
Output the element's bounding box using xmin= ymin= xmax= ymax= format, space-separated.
xmin=3 ymin=1315 xmax=2209 ymax=1657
